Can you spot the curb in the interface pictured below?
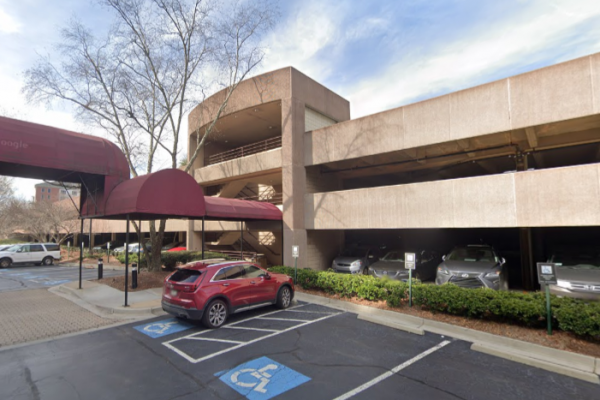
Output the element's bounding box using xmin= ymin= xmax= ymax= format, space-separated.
xmin=295 ymin=292 xmax=600 ymax=384
xmin=51 ymin=284 xmax=166 ymax=319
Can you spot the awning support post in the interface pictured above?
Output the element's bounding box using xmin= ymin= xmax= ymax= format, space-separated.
xmin=89 ymin=218 xmax=93 ymax=253
xmin=79 ymin=218 xmax=84 ymax=289
xmin=202 ymin=216 xmax=205 ymax=260
xmin=124 ymin=214 xmax=130 ymax=307
xmin=138 ymin=219 xmax=141 ymax=273
xmin=240 ymin=221 xmax=243 ymax=261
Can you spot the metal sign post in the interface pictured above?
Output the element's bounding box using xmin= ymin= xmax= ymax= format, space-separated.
xmin=107 ymin=242 xmax=110 ymax=263
xmin=537 ymin=263 xmax=557 ymax=335
xmin=292 ymin=245 xmax=299 ymax=284
xmin=405 ymin=252 xmax=416 ymax=307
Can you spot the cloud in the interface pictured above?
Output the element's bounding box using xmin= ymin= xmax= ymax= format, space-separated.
xmin=346 ymin=0 xmax=600 ymax=117
xmin=0 ymin=7 xmax=20 ymax=33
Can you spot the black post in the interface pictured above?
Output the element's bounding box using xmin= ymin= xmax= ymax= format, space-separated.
xmin=202 ymin=216 xmax=205 ymax=260
xmin=240 ymin=221 xmax=243 ymax=260
xmin=98 ymin=258 xmax=103 ymax=280
xmin=132 ymin=263 xmax=138 ymax=289
xmin=125 ymin=214 xmax=130 ymax=307
xmin=138 ymin=219 xmax=141 ymax=274
xmin=79 ymin=218 xmax=84 ymax=289
xmin=89 ymin=218 xmax=93 ymax=253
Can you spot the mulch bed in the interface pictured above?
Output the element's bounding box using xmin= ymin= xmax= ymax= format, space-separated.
xmin=297 ymin=287 xmax=600 ymax=359
xmin=95 ymin=271 xmax=171 ymax=292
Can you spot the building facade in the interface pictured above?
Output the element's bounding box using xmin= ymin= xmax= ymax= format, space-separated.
xmin=35 ymin=182 xmax=80 ymax=203
xmin=185 ymin=55 xmax=600 ymax=290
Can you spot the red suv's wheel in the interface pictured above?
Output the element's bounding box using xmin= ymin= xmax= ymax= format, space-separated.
xmin=276 ymin=286 xmax=292 ymax=309
xmin=202 ymin=299 xmax=228 ymax=329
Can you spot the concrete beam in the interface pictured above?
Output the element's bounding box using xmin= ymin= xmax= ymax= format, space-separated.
xmin=525 ymin=127 xmax=539 ymax=148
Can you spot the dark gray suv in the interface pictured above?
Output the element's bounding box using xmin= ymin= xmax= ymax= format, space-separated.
xmin=435 ymin=245 xmax=507 ymax=290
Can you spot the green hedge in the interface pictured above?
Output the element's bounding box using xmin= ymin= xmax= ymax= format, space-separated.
xmin=268 ymin=266 xmax=600 ymax=339
xmin=116 ymin=251 xmax=229 ymax=269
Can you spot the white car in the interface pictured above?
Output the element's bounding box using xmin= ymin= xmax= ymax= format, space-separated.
xmin=0 ymin=243 xmax=61 ymax=268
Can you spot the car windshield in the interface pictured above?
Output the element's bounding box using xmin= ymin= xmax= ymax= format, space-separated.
xmin=552 ymin=251 xmax=600 ymax=269
xmin=339 ymin=248 xmax=364 ymax=258
xmin=381 ymin=250 xmax=405 ymax=262
xmin=447 ymin=247 xmax=496 ymax=262
xmin=5 ymin=245 xmax=21 ymax=252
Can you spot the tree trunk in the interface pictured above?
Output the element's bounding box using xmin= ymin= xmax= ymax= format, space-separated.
xmin=147 ymin=220 xmax=165 ymax=272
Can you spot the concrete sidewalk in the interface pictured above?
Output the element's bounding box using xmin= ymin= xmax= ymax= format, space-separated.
xmin=295 ymin=292 xmax=600 ymax=385
xmin=50 ymin=280 xmax=165 ymax=320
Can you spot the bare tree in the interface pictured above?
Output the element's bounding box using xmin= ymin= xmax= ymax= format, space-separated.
xmin=8 ymin=199 xmax=79 ymax=244
xmin=0 ymin=177 xmax=16 ymax=239
xmin=23 ymin=0 xmax=276 ymax=271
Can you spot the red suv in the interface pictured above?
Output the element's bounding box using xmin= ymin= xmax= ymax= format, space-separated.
xmin=162 ymin=261 xmax=294 ymax=328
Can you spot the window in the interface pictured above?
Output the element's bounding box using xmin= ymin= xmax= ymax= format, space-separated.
xmin=30 ymin=244 xmax=44 ymax=252
xmin=48 ymin=188 xmax=51 ymax=193
xmin=61 ymin=190 xmax=66 ymax=194
xmin=41 ymin=188 xmax=45 ymax=193
xmin=243 ymin=265 xmax=265 ymax=279
xmin=213 ymin=265 xmax=245 ymax=281
xmin=47 ymin=195 xmax=51 ymax=199
xmin=44 ymin=244 xmax=60 ymax=252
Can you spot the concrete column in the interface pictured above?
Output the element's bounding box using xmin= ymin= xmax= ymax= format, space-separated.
xmin=187 ymin=221 xmax=202 ymax=251
xmin=281 ymin=97 xmax=307 ymax=268
xmin=519 ymin=228 xmax=536 ymax=291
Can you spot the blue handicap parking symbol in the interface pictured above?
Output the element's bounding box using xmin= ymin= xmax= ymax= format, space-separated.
xmin=216 ymin=356 xmax=310 ymax=400
xmin=134 ymin=318 xmax=193 ymax=338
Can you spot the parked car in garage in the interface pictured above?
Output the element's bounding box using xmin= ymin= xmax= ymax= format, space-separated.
xmin=331 ymin=246 xmax=381 ymax=274
xmin=545 ymin=247 xmax=600 ymax=300
xmin=0 ymin=243 xmax=61 ymax=268
xmin=162 ymin=261 xmax=294 ymax=328
xmin=369 ymin=249 xmax=441 ymax=281
xmin=435 ymin=245 xmax=507 ymax=290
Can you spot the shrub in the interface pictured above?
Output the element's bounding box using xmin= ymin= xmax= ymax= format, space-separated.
xmin=116 ymin=250 xmax=229 ymax=270
xmin=267 ymin=265 xmax=600 ymax=339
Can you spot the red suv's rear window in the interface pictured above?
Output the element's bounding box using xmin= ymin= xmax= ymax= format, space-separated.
xmin=169 ymin=269 xmax=201 ymax=283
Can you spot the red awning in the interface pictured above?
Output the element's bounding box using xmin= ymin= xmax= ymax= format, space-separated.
xmin=101 ymin=169 xmax=206 ymax=220
xmin=0 ymin=116 xmax=129 ymax=182
xmin=205 ymin=196 xmax=282 ymax=221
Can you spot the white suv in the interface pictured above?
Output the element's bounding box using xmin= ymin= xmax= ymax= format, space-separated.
xmin=0 ymin=243 xmax=61 ymax=268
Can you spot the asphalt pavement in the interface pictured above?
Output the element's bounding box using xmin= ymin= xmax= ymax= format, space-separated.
xmin=0 ymin=264 xmax=121 ymax=292
xmin=0 ymin=301 xmax=597 ymax=400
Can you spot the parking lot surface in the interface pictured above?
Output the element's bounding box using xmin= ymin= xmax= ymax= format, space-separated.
xmin=0 ymin=301 xmax=597 ymax=400
xmin=0 ymin=264 xmax=121 ymax=293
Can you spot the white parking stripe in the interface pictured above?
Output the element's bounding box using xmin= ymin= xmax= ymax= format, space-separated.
xmin=223 ymin=326 xmax=278 ymax=333
xmin=286 ymin=310 xmax=339 ymax=314
xmin=258 ymin=317 xmax=308 ymax=322
xmin=162 ymin=309 xmax=343 ymax=364
xmin=186 ymin=337 xmax=244 ymax=344
xmin=332 ymin=340 xmax=452 ymax=400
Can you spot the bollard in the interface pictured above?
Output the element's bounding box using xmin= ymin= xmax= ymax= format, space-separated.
xmin=98 ymin=258 xmax=103 ymax=280
xmin=132 ymin=263 xmax=138 ymax=289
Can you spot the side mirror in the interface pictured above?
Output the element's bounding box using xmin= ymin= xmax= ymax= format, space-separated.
xmin=501 ymin=257 xmax=506 ymax=265
xmin=442 ymin=255 xmax=446 ymax=261
xmin=264 ymin=273 xmax=271 ymax=280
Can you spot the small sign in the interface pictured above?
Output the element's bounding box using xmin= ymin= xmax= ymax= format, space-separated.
xmin=405 ymin=252 xmax=416 ymax=270
xmin=215 ymin=356 xmax=310 ymax=400
xmin=292 ymin=245 xmax=299 ymax=258
xmin=107 ymin=242 xmax=111 ymax=250
xmin=537 ymin=262 xmax=557 ymax=285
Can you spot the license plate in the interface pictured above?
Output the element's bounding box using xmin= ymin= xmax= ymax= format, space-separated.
xmin=170 ymin=289 xmax=178 ymax=296
xmin=383 ymin=271 xmax=388 ymax=275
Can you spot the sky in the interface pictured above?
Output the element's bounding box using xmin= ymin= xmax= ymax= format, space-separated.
xmin=2 ymin=0 xmax=600 ymax=199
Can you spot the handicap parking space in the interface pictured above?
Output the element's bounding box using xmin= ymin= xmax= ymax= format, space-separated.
xmin=0 ymin=265 xmax=122 ymax=292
